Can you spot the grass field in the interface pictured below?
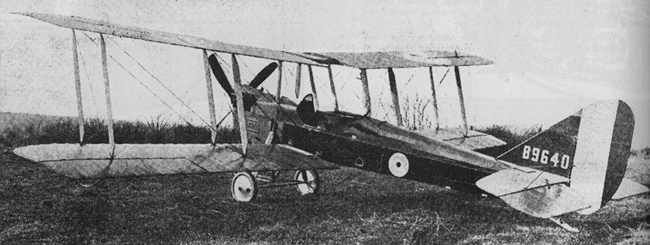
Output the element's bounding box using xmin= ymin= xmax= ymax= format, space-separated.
xmin=0 ymin=152 xmax=648 ymax=244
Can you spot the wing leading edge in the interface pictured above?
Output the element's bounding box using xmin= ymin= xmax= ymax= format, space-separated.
xmin=13 ymin=143 xmax=338 ymax=179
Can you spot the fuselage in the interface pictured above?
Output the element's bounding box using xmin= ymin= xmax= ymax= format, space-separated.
xmin=245 ymin=92 xmax=506 ymax=193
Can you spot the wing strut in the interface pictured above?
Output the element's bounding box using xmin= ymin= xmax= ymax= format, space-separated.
xmin=454 ymin=65 xmax=468 ymax=135
xmin=307 ymin=65 xmax=319 ymax=111
xmin=99 ymin=34 xmax=115 ymax=149
xmin=71 ymin=30 xmax=85 ymax=144
xmin=387 ymin=68 xmax=402 ymax=127
xmin=428 ymin=67 xmax=440 ymax=131
xmin=276 ymin=61 xmax=283 ymax=100
xmin=327 ymin=65 xmax=339 ymax=111
xmin=359 ymin=68 xmax=372 ymax=116
xmin=231 ymin=54 xmax=248 ymax=154
xmin=202 ymin=50 xmax=218 ymax=145
xmin=294 ymin=64 xmax=302 ymax=99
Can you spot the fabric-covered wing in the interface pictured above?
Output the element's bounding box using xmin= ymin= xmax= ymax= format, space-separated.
xmin=15 ymin=12 xmax=323 ymax=66
xmin=13 ymin=143 xmax=338 ymax=179
xmin=17 ymin=12 xmax=494 ymax=69
xmin=302 ymin=51 xmax=493 ymax=69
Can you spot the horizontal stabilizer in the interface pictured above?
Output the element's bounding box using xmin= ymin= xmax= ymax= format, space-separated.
xmin=499 ymin=184 xmax=591 ymax=218
xmin=13 ymin=144 xmax=338 ymax=179
xmin=477 ymin=169 xmax=589 ymax=218
xmin=476 ymin=169 xmax=570 ymax=196
xmin=611 ymin=178 xmax=650 ymax=200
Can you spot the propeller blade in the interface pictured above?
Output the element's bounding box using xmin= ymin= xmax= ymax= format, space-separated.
xmin=249 ymin=62 xmax=278 ymax=88
xmin=207 ymin=54 xmax=234 ymax=95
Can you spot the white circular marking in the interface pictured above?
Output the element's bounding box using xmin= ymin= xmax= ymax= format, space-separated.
xmin=388 ymin=152 xmax=409 ymax=178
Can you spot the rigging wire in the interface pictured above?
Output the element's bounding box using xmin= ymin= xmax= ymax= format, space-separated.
xmin=238 ymin=57 xmax=258 ymax=78
xmin=75 ymin=37 xmax=108 ymax=142
xmin=76 ymin=40 xmax=99 ymax=111
xmin=107 ymin=36 xmax=212 ymax=128
xmin=79 ymin=33 xmax=247 ymax=156
xmin=81 ymin=32 xmax=197 ymax=127
xmin=438 ymin=68 xmax=451 ymax=86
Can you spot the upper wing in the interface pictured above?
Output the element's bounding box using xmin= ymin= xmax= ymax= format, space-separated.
xmin=16 ymin=12 xmax=493 ymax=69
xmin=301 ymin=51 xmax=493 ymax=69
xmin=13 ymin=143 xmax=338 ymax=179
xmin=15 ymin=12 xmax=323 ymax=66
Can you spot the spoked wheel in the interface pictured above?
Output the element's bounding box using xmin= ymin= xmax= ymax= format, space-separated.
xmin=231 ymin=172 xmax=258 ymax=202
xmin=294 ymin=170 xmax=319 ymax=195
xmin=75 ymin=179 xmax=103 ymax=188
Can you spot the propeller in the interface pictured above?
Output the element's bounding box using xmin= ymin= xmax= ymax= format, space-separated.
xmin=207 ymin=54 xmax=234 ymax=96
xmin=207 ymin=54 xmax=278 ymax=94
xmin=249 ymin=62 xmax=278 ymax=88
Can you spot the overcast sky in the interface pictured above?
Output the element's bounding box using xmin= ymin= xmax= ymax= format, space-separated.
xmin=1 ymin=0 xmax=648 ymax=148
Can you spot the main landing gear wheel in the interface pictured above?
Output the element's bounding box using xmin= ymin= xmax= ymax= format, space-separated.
xmin=294 ymin=170 xmax=320 ymax=195
xmin=231 ymin=172 xmax=258 ymax=202
xmin=75 ymin=179 xmax=103 ymax=188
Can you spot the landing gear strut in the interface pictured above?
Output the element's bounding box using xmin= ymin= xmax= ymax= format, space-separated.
xmin=229 ymin=170 xmax=320 ymax=202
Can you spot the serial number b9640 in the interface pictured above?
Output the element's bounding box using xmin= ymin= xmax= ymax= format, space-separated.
xmin=521 ymin=145 xmax=571 ymax=169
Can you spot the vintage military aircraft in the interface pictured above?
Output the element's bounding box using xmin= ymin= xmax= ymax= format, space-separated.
xmin=10 ymin=12 xmax=649 ymax=232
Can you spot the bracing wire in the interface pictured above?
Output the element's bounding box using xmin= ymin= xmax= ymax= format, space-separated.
xmin=81 ymin=33 xmax=197 ymax=127
xmin=238 ymin=57 xmax=257 ymax=78
xmin=107 ymin=36 xmax=212 ymax=128
xmin=438 ymin=68 xmax=451 ymax=86
xmin=76 ymin=41 xmax=99 ymax=110
xmin=80 ymin=33 xmax=247 ymax=156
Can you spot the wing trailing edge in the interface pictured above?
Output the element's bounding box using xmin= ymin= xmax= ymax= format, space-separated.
xmin=13 ymin=143 xmax=338 ymax=179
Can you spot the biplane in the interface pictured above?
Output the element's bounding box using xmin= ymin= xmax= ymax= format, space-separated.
xmin=10 ymin=12 xmax=649 ymax=232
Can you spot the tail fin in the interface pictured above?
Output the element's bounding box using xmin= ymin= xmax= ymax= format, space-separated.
xmin=497 ymin=100 xmax=635 ymax=214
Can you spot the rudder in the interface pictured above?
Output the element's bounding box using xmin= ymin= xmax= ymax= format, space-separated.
xmin=571 ymin=100 xmax=634 ymax=214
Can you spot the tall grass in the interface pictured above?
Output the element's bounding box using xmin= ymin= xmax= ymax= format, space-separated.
xmin=400 ymin=96 xmax=433 ymax=130
xmin=0 ymin=117 xmax=239 ymax=148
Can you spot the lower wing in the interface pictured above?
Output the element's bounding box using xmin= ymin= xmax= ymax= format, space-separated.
xmin=13 ymin=143 xmax=338 ymax=179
